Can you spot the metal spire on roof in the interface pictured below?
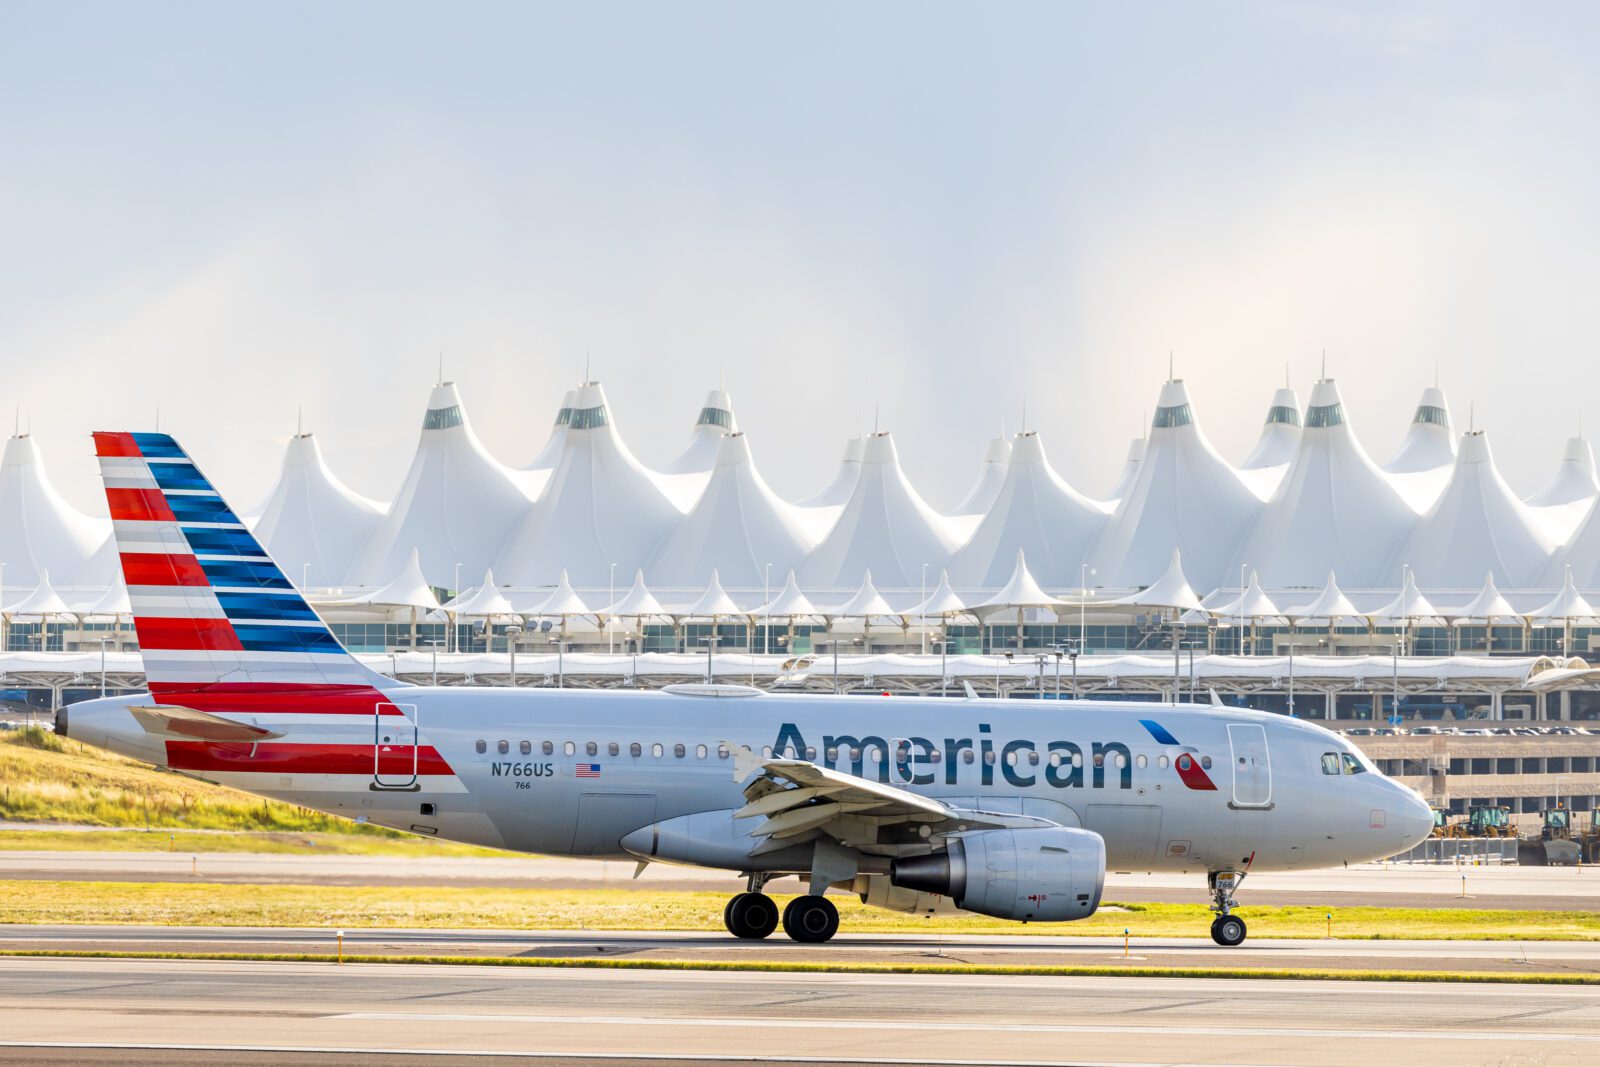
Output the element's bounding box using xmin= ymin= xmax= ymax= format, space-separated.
xmin=297 ymin=405 xmax=303 ymax=437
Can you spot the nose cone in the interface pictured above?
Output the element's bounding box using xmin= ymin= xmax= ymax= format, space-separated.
xmin=1396 ymin=788 xmax=1434 ymax=851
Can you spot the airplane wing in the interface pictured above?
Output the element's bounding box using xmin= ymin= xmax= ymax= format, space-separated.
xmin=726 ymin=743 xmax=1057 ymax=857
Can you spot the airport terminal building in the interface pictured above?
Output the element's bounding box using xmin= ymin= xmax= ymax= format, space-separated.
xmin=4 ymin=374 xmax=1600 ymax=818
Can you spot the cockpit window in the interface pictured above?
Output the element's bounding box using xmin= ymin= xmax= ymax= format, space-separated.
xmin=1341 ymin=752 xmax=1367 ymax=775
xmin=1321 ymin=753 xmax=1341 ymax=775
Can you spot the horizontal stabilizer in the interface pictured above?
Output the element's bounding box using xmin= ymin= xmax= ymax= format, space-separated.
xmin=127 ymin=705 xmax=286 ymax=743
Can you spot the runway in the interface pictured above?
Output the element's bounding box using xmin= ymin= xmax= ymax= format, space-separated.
xmin=3 ymin=850 xmax=1592 ymax=908
xmin=1 ymin=955 xmax=1597 ymax=1066
xmin=3 ymin=923 xmax=1598 ymax=975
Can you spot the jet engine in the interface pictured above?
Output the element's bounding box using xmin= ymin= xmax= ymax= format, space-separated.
xmin=888 ymin=827 xmax=1105 ymax=922
xmin=854 ymin=875 xmax=955 ymax=916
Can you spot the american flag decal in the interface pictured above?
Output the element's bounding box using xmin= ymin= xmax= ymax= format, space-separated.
xmin=575 ymin=763 xmax=601 ymax=778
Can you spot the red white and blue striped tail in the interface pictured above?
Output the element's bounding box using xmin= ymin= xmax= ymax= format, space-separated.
xmin=94 ymin=431 xmax=396 ymax=715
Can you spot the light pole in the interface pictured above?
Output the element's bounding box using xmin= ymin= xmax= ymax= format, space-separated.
xmin=1171 ymin=620 xmax=1182 ymax=704
xmin=452 ymin=562 xmax=462 ymax=654
xmin=1070 ymin=643 xmax=1080 ymax=699
xmin=704 ymin=633 xmax=721 ymax=684
xmin=425 ymin=639 xmax=443 ymax=686
xmin=919 ymin=563 xmax=928 ymax=655
xmin=551 ymin=635 xmax=565 ymax=688
xmin=1048 ymin=642 xmax=1067 ymax=699
xmin=1079 ymin=563 xmax=1089 ymax=652
xmin=934 ymin=636 xmax=948 ymax=698
xmin=1237 ymin=563 xmax=1246 ymax=656
xmin=1287 ymin=638 xmax=1295 ymax=717
xmin=608 ymin=563 xmax=616 ymax=655
xmin=99 ymin=637 xmax=111 ymax=698
xmin=1391 ymin=635 xmax=1404 ymax=726
xmin=504 ymin=624 xmax=522 ymax=688
xmin=763 ymin=563 xmax=772 ymax=655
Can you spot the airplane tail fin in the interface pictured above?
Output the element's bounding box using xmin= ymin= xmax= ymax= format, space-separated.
xmin=93 ymin=431 xmax=396 ymax=714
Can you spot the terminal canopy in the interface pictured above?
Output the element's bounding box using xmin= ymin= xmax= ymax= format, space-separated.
xmin=1453 ymin=572 xmax=1518 ymax=625
xmin=1527 ymin=568 xmax=1600 ymax=626
xmin=755 ymin=570 xmax=824 ymax=622
xmin=1286 ymin=572 xmax=1361 ymax=624
xmin=443 ymin=569 xmax=517 ymax=620
xmin=683 ymin=570 xmax=744 ymax=620
xmin=1368 ymin=568 xmax=1446 ymax=626
xmin=1207 ymin=570 xmax=1286 ymax=625
xmin=602 ymin=570 xmax=671 ymax=622
xmin=1108 ymin=549 xmax=1203 ymax=613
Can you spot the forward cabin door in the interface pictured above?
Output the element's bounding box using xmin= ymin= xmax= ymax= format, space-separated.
xmin=373 ymin=701 xmax=420 ymax=790
xmin=1226 ymin=723 xmax=1272 ymax=809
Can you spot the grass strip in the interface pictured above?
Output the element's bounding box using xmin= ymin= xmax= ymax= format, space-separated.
xmin=3 ymin=948 xmax=1596 ymax=985
xmin=6 ymin=880 xmax=1600 ymax=940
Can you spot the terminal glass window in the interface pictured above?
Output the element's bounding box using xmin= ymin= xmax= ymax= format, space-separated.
xmin=568 ymin=405 xmax=609 ymax=429
xmin=1305 ymin=403 xmax=1345 ymax=428
xmin=697 ymin=406 xmax=734 ymax=428
xmin=1414 ymin=404 xmax=1450 ymax=427
xmin=1265 ymin=405 xmax=1301 ymax=426
xmin=1152 ymin=403 xmax=1193 ymax=429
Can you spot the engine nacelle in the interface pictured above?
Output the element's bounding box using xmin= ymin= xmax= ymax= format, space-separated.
xmin=889 ymin=827 xmax=1105 ymax=922
xmin=854 ymin=874 xmax=956 ymax=916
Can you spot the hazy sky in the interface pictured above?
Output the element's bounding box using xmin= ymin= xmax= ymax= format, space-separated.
xmin=4 ymin=1 xmax=1599 ymax=514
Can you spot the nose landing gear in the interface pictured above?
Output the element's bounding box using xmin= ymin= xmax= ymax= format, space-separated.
xmin=1208 ymin=869 xmax=1248 ymax=946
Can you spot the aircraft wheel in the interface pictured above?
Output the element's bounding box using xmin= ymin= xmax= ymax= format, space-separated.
xmin=1210 ymin=914 xmax=1247 ymax=947
xmin=782 ymin=894 xmax=840 ymax=943
xmin=725 ymin=892 xmax=779 ymax=939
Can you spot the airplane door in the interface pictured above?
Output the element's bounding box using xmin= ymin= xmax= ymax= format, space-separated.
xmin=374 ymin=701 xmax=420 ymax=790
xmin=1227 ymin=723 xmax=1272 ymax=809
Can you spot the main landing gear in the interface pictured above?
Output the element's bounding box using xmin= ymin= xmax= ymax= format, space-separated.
xmin=722 ymin=876 xmax=841 ymax=943
xmin=1208 ymin=869 xmax=1248 ymax=947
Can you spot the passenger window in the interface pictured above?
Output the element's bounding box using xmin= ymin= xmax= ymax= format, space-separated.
xmin=1049 ymin=752 xmax=1062 ymax=767
xmin=1028 ymin=751 xmax=1040 ymax=766
xmin=586 ymin=741 xmax=598 ymax=756
xmin=563 ymin=742 xmax=575 ymax=756
xmin=1158 ymin=755 xmax=1169 ymax=769
xmin=762 ymin=746 xmax=773 ymax=758
xmin=652 ymin=743 xmax=664 ymax=758
xmin=1201 ymin=755 xmax=1212 ymax=770
xmin=962 ymin=750 xmax=975 ymax=764
xmin=1093 ymin=753 xmax=1105 ymax=768
xmin=630 ymin=742 xmax=642 ymax=757
xmin=850 ymin=747 xmax=863 ymax=763
xmin=608 ymin=742 xmax=619 ymax=756
xmin=519 ymin=741 xmax=531 ymax=755
xmin=717 ymin=745 xmax=729 ymax=759
xmin=930 ymin=749 xmax=942 ymax=762
xmin=1114 ymin=753 xmax=1126 ymax=769
xmin=984 ymin=750 xmax=997 ymax=765
xmin=696 ymin=744 xmax=707 ymax=759
xmin=475 ymin=739 xmax=486 ymax=754
xmin=1136 ymin=754 xmax=1147 ymax=769
xmin=1342 ymin=753 xmax=1367 ymax=775
xmin=1004 ymin=750 xmax=1017 ymax=767
xmin=1321 ymin=753 xmax=1341 ymax=775
xmin=1072 ymin=752 xmax=1083 ymax=768
xmin=542 ymin=741 xmax=554 ymax=756
xmin=826 ymin=746 xmax=839 ymax=761
xmin=497 ymin=740 xmax=510 ymax=755
xmin=674 ymin=743 xmax=686 ymax=758
xmin=805 ymin=746 xmax=816 ymax=760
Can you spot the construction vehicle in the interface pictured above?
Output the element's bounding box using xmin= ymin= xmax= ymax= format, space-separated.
xmin=1521 ymin=807 xmax=1582 ymax=865
xmin=1463 ymin=805 xmax=1514 ymax=838
xmin=1430 ymin=808 xmax=1449 ymax=838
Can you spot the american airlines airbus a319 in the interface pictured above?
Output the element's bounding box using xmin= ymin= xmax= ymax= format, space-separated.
xmin=61 ymin=431 xmax=1434 ymax=946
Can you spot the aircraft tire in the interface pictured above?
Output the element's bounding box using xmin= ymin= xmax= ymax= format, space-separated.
xmin=781 ymin=895 xmax=840 ymax=943
xmin=726 ymin=892 xmax=779 ymax=939
xmin=1210 ymin=915 xmax=1247 ymax=947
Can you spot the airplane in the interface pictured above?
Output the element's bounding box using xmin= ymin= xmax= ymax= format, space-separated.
xmin=60 ymin=431 xmax=1434 ymax=946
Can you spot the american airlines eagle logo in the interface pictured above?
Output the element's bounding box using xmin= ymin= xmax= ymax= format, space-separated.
xmin=1140 ymin=719 xmax=1218 ymax=791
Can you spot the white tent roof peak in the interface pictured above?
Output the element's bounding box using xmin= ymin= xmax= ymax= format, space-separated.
xmin=756 ymin=569 xmax=823 ymax=620
xmin=525 ymin=388 xmax=578 ymax=470
xmin=328 ymin=549 xmax=441 ymax=611
xmin=835 ymin=570 xmax=896 ymax=618
xmin=1390 ymin=428 xmax=1555 ymax=589
xmin=801 ymin=431 xmax=960 ymax=589
xmin=948 ymin=430 xmax=1105 ymax=588
xmin=646 ymin=430 xmax=816 ymax=588
xmin=684 ymin=569 xmax=743 ymax=618
xmin=659 ymin=388 xmax=739 ymax=475
xmin=904 ymin=569 xmax=970 ymax=618
xmin=1527 ymin=435 xmax=1599 ymax=515
xmin=952 ymin=435 xmax=1012 ymax=515
xmin=443 ymin=569 xmax=516 ymax=618
xmin=1385 ymin=384 xmax=1458 ymax=476
xmin=798 ymin=436 xmax=865 ymax=508
xmin=1233 ymin=375 xmax=1415 ymax=588
xmin=1240 ymin=386 xmax=1302 ymax=472
xmin=978 ymin=550 xmax=1061 ymax=610
xmin=1528 ymin=567 xmax=1600 ymax=624
xmin=1109 ymin=549 xmax=1202 ymax=612
xmin=495 ymin=379 xmax=682 ymax=588
xmin=1289 ymin=571 xmax=1362 ymax=622
xmin=1454 ymin=572 xmax=1517 ymax=623
xmin=1089 ymin=378 xmax=1259 ymax=590
xmin=1369 ymin=567 xmax=1444 ymax=624
xmin=0 ymin=432 xmax=108 ymax=590
xmin=4 ymin=568 xmax=69 ymax=617
xmin=603 ymin=569 xmax=670 ymax=619
xmin=529 ymin=569 xmax=594 ymax=618
xmin=355 ymin=382 xmax=536 ymax=588
xmin=251 ymin=430 xmax=385 ymax=588
xmin=1209 ymin=570 xmax=1285 ymax=623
